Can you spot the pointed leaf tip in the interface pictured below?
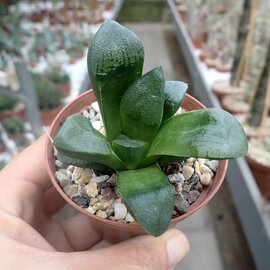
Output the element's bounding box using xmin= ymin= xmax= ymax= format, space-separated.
xmin=117 ymin=164 xmax=174 ymax=236
xmin=148 ymin=108 xmax=248 ymax=159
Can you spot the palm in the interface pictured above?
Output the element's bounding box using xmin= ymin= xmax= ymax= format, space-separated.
xmin=0 ymin=137 xmax=103 ymax=252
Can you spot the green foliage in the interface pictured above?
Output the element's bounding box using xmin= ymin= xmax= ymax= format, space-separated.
xmin=46 ymin=66 xmax=70 ymax=85
xmin=2 ymin=117 xmax=25 ymax=135
xmin=32 ymin=73 xmax=63 ymax=111
xmin=54 ymin=20 xmax=248 ymax=236
xmin=0 ymin=95 xmax=16 ymax=111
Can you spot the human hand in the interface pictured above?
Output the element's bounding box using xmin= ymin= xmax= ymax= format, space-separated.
xmin=0 ymin=136 xmax=189 ymax=270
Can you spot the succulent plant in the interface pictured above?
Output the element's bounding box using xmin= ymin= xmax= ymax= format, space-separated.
xmin=54 ymin=20 xmax=248 ymax=236
xmin=0 ymin=95 xmax=17 ymax=111
xmin=2 ymin=116 xmax=25 ymax=135
xmin=32 ymin=73 xmax=63 ymax=111
xmin=46 ymin=65 xmax=70 ymax=85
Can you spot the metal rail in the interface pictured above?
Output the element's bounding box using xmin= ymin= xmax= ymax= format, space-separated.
xmin=0 ymin=61 xmax=43 ymax=138
xmin=167 ymin=0 xmax=270 ymax=269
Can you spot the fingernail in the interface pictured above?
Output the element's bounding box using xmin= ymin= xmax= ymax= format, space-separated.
xmin=167 ymin=235 xmax=189 ymax=269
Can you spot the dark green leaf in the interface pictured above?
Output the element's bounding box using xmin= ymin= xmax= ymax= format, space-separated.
xmin=54 ymin=114 xmax=125 ymax=170
xmin=148 ymin=108 xmax=248 ymax=159
xmin=120 ymin=67 xmax=165 ymax=143
xmin=57 ymin=152 xmax=114 ymax=174
xmin=163 ymin=81 xmax=188 ymax=121
xmin=117 ymin=164 xmax=174 ymax=236
xmin=112 ymin=136 xmax=149 ymax=169
xmin=88 ymin=20 xmax=144 ymax=142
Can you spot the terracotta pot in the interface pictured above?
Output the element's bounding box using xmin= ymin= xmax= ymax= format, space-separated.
xmin=205 ymin=58 xmax=216 ymax=69
xmin=215 ymin=64 xmax=231 ymax=73
xmin=221 ymin=95 xmax=248 ymax=115
xmin=246 ymin=155 xmax=270 ymax=197
xmin=0 ymin=104 xmax=26 ymax=121
xmin=45 ymin=90 xmax=228 ymax=240
xmin=212 ymin=80 xmax=243 ymax=100
xmin=192 ymin=38 xmax=204 ymax=49
xmin=40 ymin=106 xmax=63 ymax=127
xmin=57 ymin=83 xmax=71 ymax=97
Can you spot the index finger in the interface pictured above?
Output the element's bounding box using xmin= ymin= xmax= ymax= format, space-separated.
xmin=0 ymin=135 xmax=51 ymax=191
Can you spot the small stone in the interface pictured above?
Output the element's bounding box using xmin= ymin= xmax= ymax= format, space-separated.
xmin=97 ymin=194 xmax=104 ymax=201
xmin=175 ymin=182 xmax=183 ymax=194
xmin=91 ymin=101 xmax=100 ymax=112
xmin=101 ymin=187 xmax=115 ymax=200
xmin=182 ymin=166 xmax=194 ymax=180
xmin=91 ymin=175 xmax=110 ymax=184
xmin=182 ymin=191 xmax=189 ymax=201
xmin=175 ymin=195 xmax=189 ymax=214
xmin=72 ymin=195 xmax=90 ymax=208
xmin=96 ymin=210 xmax=107 ymax=219
xmin=194 ymin=181 xmax=203 ymax=192
xmin=114 ymin=187 xmax=121 ymax=197
xmin=93 ymin=201 xmax=110 ymax=211
xmin=86 ymin=206 xmax=96 ymax=214
xmin=182 ymin=183 xmax=192 ymax=193
xmin=85 ymin=182 xmax=98 ymax=198
xmin=107 ymin=174 xmax=116 ymax=186
xmin=54 ymin=147 xmax=58 ymax=157
xmin=92 ymin=121 xmax=102 ymax=130
xmin=194 ymin=161 xmax=201 ymax=176
xmin=55 ymin=171 xmax=70 ymax=187
xmin=197 ymin=158 xmax=209 ymax=165
xmin=200 ymin=165 xmax=214 ymax=177
xmin=78 ymin=185 xmax=86 ymax=196
xmin=99 ymin=127 xmax=106 ymax=136
xmin=72 ymin=167 xmax=83 ymax=181
xmin=187 ymin=173 xmax=199 ymax=186
xmin=89 ymin=109 xmax=95 ymax=119
xmin=114 ymin=197 xmax=123 ymax=204
xmin=78 ymin=168 xmax=93 ymax=185
xmin=125 ymin=212 xmax=135 ymax=223
xmin=187 ymin=157 xmax=195 ymax=163
xmin=109 ymin=216 xmax=116 ymax=221
xmin=167 ymin=163 xmax=182 ymax=174
xmin=82 ymin=110 xmax=90 ymax=119
xmin=55 ymin=160 xmax=63 ymax=168
xmin=200 ymin=173 xmax=212 ymax=186
xmin=106 ymin=206 xmax=114 ymax=217
xmin=188 ymin=190 xmax=200 ymax=204
xmin=67 ymin=165 xmax=75 ymax=172
xmin=185 ymin=161 xmax=194 ymax=167
xmin=168 ymin=173 xmax=185 ymax=184
xmin=98 ymin=182 xmax=110 ymax=189
xmin=205 ymin=160 xmax=219 ymax=172
xmin=114 ymin=203 xmax=127 ymax=220
xmin=63 ymin=184 xmax=78 ymax=197
xmin=90 ymin=197 xmax=98 ymax=206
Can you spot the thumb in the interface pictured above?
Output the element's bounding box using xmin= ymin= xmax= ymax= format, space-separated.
xmin=80 ymin=228 xmax=189 ymax=270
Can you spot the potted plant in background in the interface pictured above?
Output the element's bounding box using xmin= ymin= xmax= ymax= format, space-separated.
xmin=246 ymin=41 xmax=270 ymax=197
xmin=2 ymin=116 xmax=25 ymax=140
xmin=221 ymin=2 xmax=270 ymax=115
xmin=212 ymin=0 xmax=251 ymax=99
xmin=32 ymin=73 xmax=64 ymax=126
xmin=2 ymin=116 xmax=30 ymax=152
xmin=0 ymin=95 xmax=25 ymax=121
xmin=46 ymin=64 xmax=71 ymax=97
xmin=46 ymin=20 xmax=248 ymax=237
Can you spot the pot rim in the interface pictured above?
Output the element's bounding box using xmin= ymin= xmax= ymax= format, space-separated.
xmin=45 ymin=89 xmax=228 ymax=230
